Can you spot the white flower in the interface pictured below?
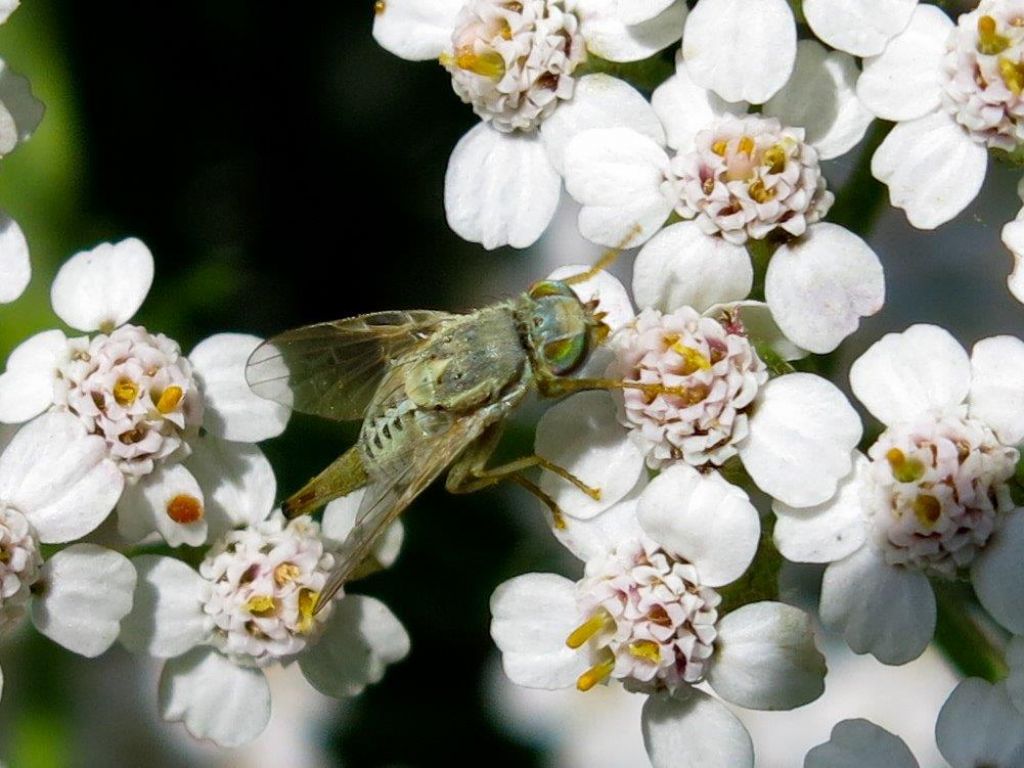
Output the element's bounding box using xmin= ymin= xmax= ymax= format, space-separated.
xmin=805 ymin=679 xmax=1024 ymax=767
xmin=804 ymin=0 xmax=918 ymax=57
xmin=120 ymin=485 xmax=409 ymax=748
xmin=775 ymin=325 xmax=1024 ymax=663
xmin=0 ymin=239 xmax=290 ymax=546
xmin=373 ymin=0 xmax=684 ymax=249
xmin=0 ymin=412 xmax=136 ymax=701
xmin=1001 ymin=178 xmax=1024 ymax=304
xmin=490 ymin=468 xmax=826 ymax=768
xmin=857 ymin=2 xmax=1024 ymax=229
xmin=563 ymin=43 xmax=882 ymax=353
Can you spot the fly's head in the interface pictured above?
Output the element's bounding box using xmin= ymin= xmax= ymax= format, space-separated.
xmin=520 ymin=280 xmax=611 ymax=377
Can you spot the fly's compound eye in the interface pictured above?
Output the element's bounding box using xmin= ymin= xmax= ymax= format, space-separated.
xmin=543 ymin=333 xmax=588 ymax=375
xmin=528 ymin=280 xmax=575 ymax=301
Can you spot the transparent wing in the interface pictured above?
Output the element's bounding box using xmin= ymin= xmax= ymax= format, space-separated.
xmin=313 ymin=404 xmax=499 ymax=612
xmin=245 ymin=310 xmax=457 ymax=421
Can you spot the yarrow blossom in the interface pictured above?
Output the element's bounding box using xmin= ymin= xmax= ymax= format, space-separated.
xmin=0 ymin=413 xmax=136 ymax=701
xmin=774 ymin=325 xmax=1024 ymax=664
xmin=0 ymin=239 xmax=290 ymax=547
xmin=120 ymin=468 xmax=409 ymax=747
xmin=562 ymin=43 xmax=882 ymax=354
xmin=372 ymin=0 xmax=685 ymax=249
xmin=491 ymin=466 xmax=825 ymax=768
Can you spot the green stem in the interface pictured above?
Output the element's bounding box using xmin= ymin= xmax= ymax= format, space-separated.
xmin=827 ymin=120 xmax=893 ymax=238
xmin=933 ymin=581 xmax=1008 ymax=683
xmin=746 ymin=237 xmax=776 ymax=302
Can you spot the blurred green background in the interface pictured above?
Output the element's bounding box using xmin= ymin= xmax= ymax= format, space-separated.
xmin=0 ymin=2 xmax=1022 ymax=766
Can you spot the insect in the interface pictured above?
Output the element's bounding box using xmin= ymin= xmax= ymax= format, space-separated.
xmin=245 ymin=254 xmax=684 ymax=611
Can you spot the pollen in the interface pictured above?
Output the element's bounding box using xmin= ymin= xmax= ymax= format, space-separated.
xmin=297 ymin=588 xmax=318 ymax=633
xmin=274 ymin=562 xmax=301 ymax=586
xmin=711 ymin=139 xmax=728 ymax=156
xmin=628 ymin=640 xmax=662 ymax=664
xmin=886 ymin=448 xmax=926 ymax=483
xmin=669 ymin=340 xmax=712 ymax=373
xmin=113 ymin=377 xmax=139 ymax=406
xmin=762 ymin=144 xmax=787 ymax=174
xmin=454 ymin=47 xmax=506 ymax=79
xmin=576 ymin=653 xmax=615 ymax=692
xmin=246 ymin=594 xmax=278 ymax=617
xmin=155 ymin=385 xmax=184 ymax=414
xmin=566 ymin=610 xmax=612 ymax=649
xmin=737 ymin=135 xmax=755 ymax=156
xmin=374 ymin=0 xmax=386 ymax=14
xmin=166 ymin=494 xmax=204 ymax=524
xmin=748 ymin=178 xmax=776 ymax=204
xmin=978 ymin=15 xmax=1011 ymax=55
xmin=913 ymin=494 xmax=942 ymax=527
xmin=999 ymin=56 xmax=1024 ymax=95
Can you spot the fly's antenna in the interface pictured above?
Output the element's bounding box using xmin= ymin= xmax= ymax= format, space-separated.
xmin=563 ymin=224 xmax=643 ymax=286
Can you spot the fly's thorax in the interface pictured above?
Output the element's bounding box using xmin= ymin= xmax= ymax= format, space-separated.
xmin=399 ymin=305 xmax=527 ymax=411
xmin=518 ymin=281 xmax=599 ymax=376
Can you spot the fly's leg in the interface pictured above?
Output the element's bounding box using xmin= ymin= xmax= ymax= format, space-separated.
xmin=535 ymin=371 xmax=706 ymax=404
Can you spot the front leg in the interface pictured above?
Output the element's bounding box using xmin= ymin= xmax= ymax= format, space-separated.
xmin=535 ymin=370 xmax=705 ymax=403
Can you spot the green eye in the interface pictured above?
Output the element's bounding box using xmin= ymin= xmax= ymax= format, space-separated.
xmin=528 ymin=280 xmax=574 ymax=300
xmin=544 ymin=334 xmax=588 ymax=375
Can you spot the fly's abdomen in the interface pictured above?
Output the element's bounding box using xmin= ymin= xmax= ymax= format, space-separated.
xmin=359 ymin=398 xmax=453 ymax=472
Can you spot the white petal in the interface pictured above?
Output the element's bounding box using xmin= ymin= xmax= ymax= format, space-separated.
xmin=299 ymin=594 xmax=410 ymax=697
xmin=1004 ymin=216 xmax=1024 ymax=305
xmin=119 ymin=555 xmax=208 ymax=658
xmin=547 ymin=263 xmax=636 ymax=334
xmin=633 ymin=221 xmax=752 ymax=313
xmin=0 ymin=1 xmax=17 ymax=25
xmin=820 ymin=544 xmax=935 ymax=665
xmin=765 ymin=223 xmax=884 ymax=354
xmin=740 ymin=373 xmax=861 ymax=508
xmin=762 ymin=40 xmax=873 ymax=160
xmin=773 ymin=454 xmax=868 ymax=564
xmin=637 ymin=464 xmax=760 ymax=587
xmin=116 ymin=464 xmax=207 ymax=547
xmin=642 ymin=690 xmax=754 ymax=768
xmin=31 ymin=544 xmax=136 ymax=657
xmin=0 ymin=213 xmax=28 ymax=303
xmin=50 ymin=238 xmax=153 ymax=332
xmin=651 ymin=62 xmax=747 ymax=154
xmin=805 ymin=719 xmax=919 ymax=768
xmin=553 ymin=485 xmax=647 ymax=562
xmin=185 ymin=435 xmax=275 ymax=536
xmin=0 ymin=412 xmax=122 ymax=543
xmin=190 ymin=333 xmax=290 ymax=442
xmin=160 ymin=647 xmax=270 ymax=748
xmin=536 ymin=391 xmax=645 ymax=520
xmin=564 ymin=127 xmax=673 ymax=247
xmin=580 ymin=0 xmax=687 ymax=63
xmin=0 ymin=58 xmax=43 ymax=145
xmin=1007 ymin=636 xmax=1024 ymax=717
xmin=617 ymin=0 xmax=675 ymax=25
xmin=704 ymin=301 xmax=807 ymax=362
xmin=322 ymin=488 xmax=405 ymax=569
xmin=371 ymin=0 xmax=462 ymax=60
xmin=849 ymin=324 xmax=970 ymax=426
xmin=968 ymin=336 xmax=1024 ymax=447
xmin=708 ymin=601 xmax=825 ymax=710
xmin=445 ymin=123 xmax=560 ymax=250
xmin=972 ymin=510 xmax=1024 ymax=635
xmin=872 ymin=112 xmax=988 ymax=230
xmin=804 ymin=0 xmax=918 ymax=57
xmin=0 ymin=329 xmax=65 ymax=423
xmin=682 ymin=0 xmax=796 ymax=104
xmin=936 ymin=679 xmax=1024 ymax=768
xmin=541 ymin=73 xmax=665 ymax=175
xmin=490 ymin=573 xmax=587 ymax=689
xmin=857 ymin=6 xmax=951 ymax=121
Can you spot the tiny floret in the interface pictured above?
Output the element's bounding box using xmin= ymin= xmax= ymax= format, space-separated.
xmin=0 ymin=505 xmax=41 ymax=628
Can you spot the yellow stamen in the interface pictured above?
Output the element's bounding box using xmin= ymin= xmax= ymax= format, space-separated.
xmin=274 ymin=562 xmax=301 ymax=586
xmin=166 ymin=494 xmax=204 ymax=524
xmin=711 ymin=139 xmax=728 ymax=156
xmin=0 ymin=546 xmax=9 ymax=564
xmin=576 ymin=654 xmax=615 ymax=692
xmin=373 ymin=0 xmax=386 ymax=14
xmin=155 ymin=385 xmax=183 ymax=414
xmin=566 ymin=610 xmax=612 ymax=649
xmin=978 ymin=15 xmax=1011 ymax=55
xmin=669 ymin=340 xmax=712 ymax=374
xmin=113 ymin=378 xmax=139 ymax=406
xmin=701 ymin=177 xmax=715 ymax=195
xmin=748 ymin=178 xmax=776 ymax=204
xmin=885 ymin=448 xmax=925 ymax=484
xmin=454 ymin=47 xmax=506 ymax=79
xmin=762 ymin=144 xmax=787 ymax=174
xmin=119 ymin=426 xmax=146 ymax=445
xmin=297 ymin=588 xmax=318 ymax=633
xmin=999 ymin=55 xmax=1024 ymax=95
xmin=913 ymin=494 xmax=942 ymax=527
xmin=737 ymin=135 xmax=755 ymax=156
xmin=246 ymin=594 xmax=277 ymax=617
xmin=628 ymin=640 xmax=662 ymax=664
xmin=499 ymin=19 xmax=512 ymax=40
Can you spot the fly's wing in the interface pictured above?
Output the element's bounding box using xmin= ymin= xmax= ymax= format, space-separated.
xmin=245 ymin=310 xmax=457 ymax=421
xmin=313 ymin=404 xmax=502 ymax=613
